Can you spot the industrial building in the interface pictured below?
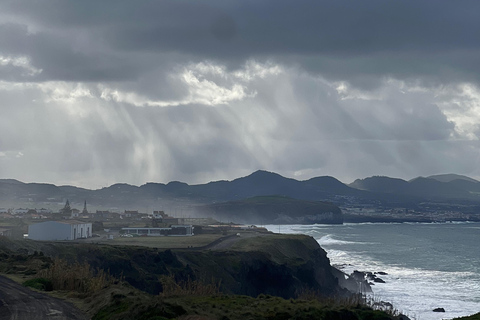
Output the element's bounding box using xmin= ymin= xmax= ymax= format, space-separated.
xmin=28 ymin=220 xmax=92 ymax=241
xmin=121 ymin=225 xmax=193 ymax=236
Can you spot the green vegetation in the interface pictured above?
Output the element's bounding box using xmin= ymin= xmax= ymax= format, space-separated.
xmin=159 ymin=274 xmax=221 ymax=297
xmin=161 ymin=294 xmax=398 ymax=320
xmin=0 ymin=238 xmax=52 ymax=276
xmin=0 ymin=234 xmax=421 ymax=320
xmin=23 ymin=277 xmax=53 ymax=291
xmin=88 ymin=287 xmax=404 ymax=320
xmin=109 ymin=233 xmax=224 ymax=248
xmin=229 ymin=233 xmax=324 ymax=267
xmin=231 ymin=233 xmax=319 ymax=253
xmin=93 ymin=299 xmax=131 ymax=320
xmin=197 ymin=195 xmax=344 ymax=225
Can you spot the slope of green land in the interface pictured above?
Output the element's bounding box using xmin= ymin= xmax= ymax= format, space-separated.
xmin=196 ymin=195 xmax=344 ymax=224
xmin=0 ymin=234 xmax=415 ymax=319
xmin=89 ymin=287 xmax=406 ymax=320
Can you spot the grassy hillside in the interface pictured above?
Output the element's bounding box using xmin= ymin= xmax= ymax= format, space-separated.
xmin=195 ymin=195 xmax=344 ymax=224
xmin=0 ymin=234 xmax=417 ymax=319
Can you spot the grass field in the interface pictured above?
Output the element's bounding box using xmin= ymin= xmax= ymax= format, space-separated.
xmin=104 ymin=233 xmax=225 ymax=248
xmin=0 ymin=220 xmax=20 ymax=227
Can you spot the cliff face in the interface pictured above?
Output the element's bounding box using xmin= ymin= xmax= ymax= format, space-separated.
xmin=0 ymin=234 xmax=348 ymax=298
xmin=177 ymin=234 xmax=345 ymax=298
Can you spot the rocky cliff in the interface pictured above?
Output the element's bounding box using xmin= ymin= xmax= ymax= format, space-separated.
xmin=177 ymin=234 xmax=347 ymax=298
xmin=0 ymin=233 xmax=356 ymax=298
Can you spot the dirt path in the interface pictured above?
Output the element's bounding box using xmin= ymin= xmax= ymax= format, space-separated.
xmin=0 ymin=275 xmax=88 ymax=320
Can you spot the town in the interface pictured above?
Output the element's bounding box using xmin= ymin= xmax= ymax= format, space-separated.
xmin=0 ymin=200 xmax=259 ymax=242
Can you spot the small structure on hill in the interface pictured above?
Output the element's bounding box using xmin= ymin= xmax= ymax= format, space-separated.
xmin=71 ymin=208 xmax=80 ymax=218
xmin=0 ymin=227 xmax=12 ymax=237
xmin=28 ymin=220 xmax=92 ymax=241
xmin=153 ymin=211 xmax=179 ymax=225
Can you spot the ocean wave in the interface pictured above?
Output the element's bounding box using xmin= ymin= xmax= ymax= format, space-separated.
xmin=369 ymin=266 xmax=480 ymax=320
xmin=329 ymin=253 xmax=480 ymax=320
xmin=276 ymin=223 xmax=480 ymax=320
xmin=317 ymin=234 xmax=362 ymax=246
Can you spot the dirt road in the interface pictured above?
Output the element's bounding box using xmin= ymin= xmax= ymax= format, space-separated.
xmin=0 ymin=275 xmax=88 ymax=320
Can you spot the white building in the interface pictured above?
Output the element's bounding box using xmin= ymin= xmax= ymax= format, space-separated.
xmin=37 ymin=208 xmax=53 ymax=214
xmin=14 ymin=208 xmax=29 ymax=215
xmin=28 ymin=220 xmax=92 ymax=241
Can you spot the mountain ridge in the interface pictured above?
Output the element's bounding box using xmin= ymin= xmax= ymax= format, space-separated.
xmin=2 ymin=170 xmax=480 ymax=214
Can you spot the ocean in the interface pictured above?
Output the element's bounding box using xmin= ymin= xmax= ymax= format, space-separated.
xmin=265 ymin=222 xmax=480 ymax=320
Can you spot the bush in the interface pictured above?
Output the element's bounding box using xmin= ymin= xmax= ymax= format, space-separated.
xmin=37 ymin=258 xmax=117 ymax=293
xmin=159 ymin=275 xmax=220 ymax=297
xmin=23 ymin=278 xmax=53 ymax=291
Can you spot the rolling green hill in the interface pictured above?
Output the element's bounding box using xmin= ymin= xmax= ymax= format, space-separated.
xmin=195 ymin=195 xmax=343 ymax=224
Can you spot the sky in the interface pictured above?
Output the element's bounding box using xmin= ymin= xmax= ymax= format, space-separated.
xmin=2 ymin=0 xmax=480 ymax=189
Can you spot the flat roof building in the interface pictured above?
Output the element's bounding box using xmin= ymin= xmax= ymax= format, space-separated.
xmin=121 ymin=225 xmax=193 ymax=236
xmin=28 ymin=220 xmax=92 ymax=241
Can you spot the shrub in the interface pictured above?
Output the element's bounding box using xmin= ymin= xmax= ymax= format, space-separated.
xmin=23 ymin=278 xmax=53 ymax=291
xmin=159 ymin=275 xmax=221 ymax=297
xmin=37 ymin=258 xmax=117 ymax=293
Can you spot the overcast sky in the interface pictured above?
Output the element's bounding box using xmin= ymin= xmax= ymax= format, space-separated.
xmin=2 ymin=0 xmax=480 ymax=188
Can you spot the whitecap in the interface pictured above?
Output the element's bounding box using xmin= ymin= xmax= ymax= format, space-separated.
xmin=317 ymin=234 xmax=359 ymax=245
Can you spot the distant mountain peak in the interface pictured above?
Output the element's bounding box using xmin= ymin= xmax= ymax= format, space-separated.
xmin=425 ymin=174 xmax=479 ymax=184
xmin=0 ymin=179 xmax=24 ymax=185
xmin=349 ymin=176 xmax=408 ymax=193
xmin=235 ymin=170 xmax=288 ymax=183
xmin=248 ymin=170 xmax=282 ymax=177
xmin=166 ymin=181 xmax=189 ymax=186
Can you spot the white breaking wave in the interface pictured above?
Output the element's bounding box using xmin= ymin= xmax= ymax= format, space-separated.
xmin=266 ymin=223 xmax=480 ymax=320
xmin=324 ymin=247 xmax=480 ymax=320
xmin=317 ymin=234 xmax=359 ymax=245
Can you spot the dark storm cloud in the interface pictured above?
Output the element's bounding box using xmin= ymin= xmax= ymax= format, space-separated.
xmin=2 ymin=0 xmax=480 ymax=84
xmin=2 ymin=0 xmax=480 ymax=187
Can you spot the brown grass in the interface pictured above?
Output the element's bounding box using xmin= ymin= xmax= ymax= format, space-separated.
xmin=37 ymin=258 xmax=117 ymax=293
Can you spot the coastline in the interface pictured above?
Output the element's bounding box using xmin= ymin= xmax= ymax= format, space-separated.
xmin=266 ymin=222 xmax=480 ymax=320
xmin=342 ymin=213 xmax=480 ymax=224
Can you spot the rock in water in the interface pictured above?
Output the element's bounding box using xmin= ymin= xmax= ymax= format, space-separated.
xmin=433 ymin=308 xmax=445 ymax=312
xmin=373 ymin=277 xmax=386 ymax=283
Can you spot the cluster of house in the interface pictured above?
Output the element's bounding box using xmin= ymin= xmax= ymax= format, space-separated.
xmin=0 ymin=200 xmax=195 ymax=241
xmin=27 ymin=220 xmax=194 ymax=241
xmin=0 ymin=207 xmax=156 ymax=221
xmin=0 ymin=201 xmax=183 ymax=223
xmin=0 ymin=207 xmax=53 ymax=219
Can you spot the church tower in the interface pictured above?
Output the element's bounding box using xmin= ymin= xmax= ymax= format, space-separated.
xmin=61 ymin=199 xmax=72 ymax=214
xmin=82 ymin=200 xmax=88 ymax=214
